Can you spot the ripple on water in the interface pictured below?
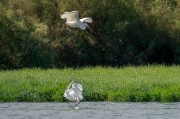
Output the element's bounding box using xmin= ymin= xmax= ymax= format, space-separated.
xmin=0 ymin=102 xmax=180 ymax=119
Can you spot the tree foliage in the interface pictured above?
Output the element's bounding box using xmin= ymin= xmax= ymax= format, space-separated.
xmin=1 ymin=0 xmax=180 ymax=69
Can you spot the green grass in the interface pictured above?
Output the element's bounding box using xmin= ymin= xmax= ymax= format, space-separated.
xmin=0 ymin=65 xmax=180 ymax=102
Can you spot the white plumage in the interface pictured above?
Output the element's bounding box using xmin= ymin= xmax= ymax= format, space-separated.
xmin=60 ymin=11 xmax=92 ymax=39
xmin=60 ymin=11 xmax=92 ymax=30
xmin=64 ymin=78 xmax=83 ymax=108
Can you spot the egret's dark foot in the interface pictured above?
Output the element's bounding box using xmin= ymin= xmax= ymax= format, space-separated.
xmin=66 ymin=28 xmax=71 ymax=32
xmin=68 ymin=105 xmax=79 ymax=109
xmin=64 ymin=35 xmax=69 ymax=40
xmin=73 ymin=106 xmax=79 ymax=109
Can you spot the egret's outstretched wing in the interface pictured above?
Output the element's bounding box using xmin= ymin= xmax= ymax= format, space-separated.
xmin=64 ymin=89 xmax=78 ymax=102
xmin=60 ymin=11 xmax=79 ymax=22
xmin=80 ymin=17 xmax=92 ymax=23
xmin=72 ymin=83 xmax=83 ymax=91
xmin=72 ymin=83 xmax=83 ymax=100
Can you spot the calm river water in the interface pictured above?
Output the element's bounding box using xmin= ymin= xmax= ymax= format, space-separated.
xmin=0 ymin=102 xmax=180 ymax=119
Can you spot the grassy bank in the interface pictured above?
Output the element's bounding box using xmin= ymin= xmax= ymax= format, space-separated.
xmin=0 ymin=65 xmax=180 ymax=102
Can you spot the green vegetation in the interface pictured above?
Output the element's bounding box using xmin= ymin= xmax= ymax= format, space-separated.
xmin=1 ymin=65 xmax=180 ymax=102
xmin=1 ymin=0 xmax=180 ymax=69
xmin=1 ymin=0 xmax=180 ymax=102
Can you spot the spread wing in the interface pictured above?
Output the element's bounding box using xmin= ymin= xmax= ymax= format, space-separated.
xmin=80 ymin=17 xmax=92 ymax=23
xmin=64 ymin=83 xmax=83 ymax=101
xmin=64 ymin=89 xmax=77 ymax=101
xmin=72 ymin=83 xmax=83 ymax=91
xmin=60 ymin=11 xmax=79 ymax=22
xmin=72 ymin=83 xmax=83 ymax=100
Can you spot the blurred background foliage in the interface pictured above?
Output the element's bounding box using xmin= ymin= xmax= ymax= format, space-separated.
xmin=0 ymin=0 xmax=180 ymax=69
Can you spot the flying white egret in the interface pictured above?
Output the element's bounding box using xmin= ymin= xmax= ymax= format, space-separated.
xmin=64 ymin=78 xmax=83 ymax=109
xmin=60 ymin=11 xmax=92 ymax=39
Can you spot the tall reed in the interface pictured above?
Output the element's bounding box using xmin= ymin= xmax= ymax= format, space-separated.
xmin=0 ymin=65 xmax=180 ymax=102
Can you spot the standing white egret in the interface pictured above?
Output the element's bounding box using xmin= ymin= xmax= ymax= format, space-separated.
xmin=60 ymin=11 xmax=92 ymax=39
xmin=64 ymin=78 xmax=83 ymax=109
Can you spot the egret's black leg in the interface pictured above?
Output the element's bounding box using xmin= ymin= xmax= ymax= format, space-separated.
xmin=64 ymin=27 xmax=71 ymax=40
xmin=74 ymin=97 xmax=80 ymax=107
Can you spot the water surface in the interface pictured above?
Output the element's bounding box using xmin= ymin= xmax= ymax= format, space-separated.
xmin=0 ymin=102 xmax=180 ymax=119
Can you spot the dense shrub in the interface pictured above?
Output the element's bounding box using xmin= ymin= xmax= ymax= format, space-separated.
xmin=0 ymin=1 xmax=53 ymax=69
xmin=1 ymin=0 xmax=180 ymax=69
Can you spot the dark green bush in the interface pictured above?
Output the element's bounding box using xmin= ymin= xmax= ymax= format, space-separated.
xmin=1 ymin=0 xmax=180 ymax=69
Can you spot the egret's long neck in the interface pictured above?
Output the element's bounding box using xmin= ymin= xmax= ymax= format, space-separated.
xmin=66 ymin=79 xmax=74 ymax=90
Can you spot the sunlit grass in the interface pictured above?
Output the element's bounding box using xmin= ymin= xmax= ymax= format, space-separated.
xmin=0 ymin=65 xmax=180 ymax=102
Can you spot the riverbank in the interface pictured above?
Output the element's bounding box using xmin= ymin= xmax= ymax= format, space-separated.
xmin=0 ymin=65 xmax=180 ymax=102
